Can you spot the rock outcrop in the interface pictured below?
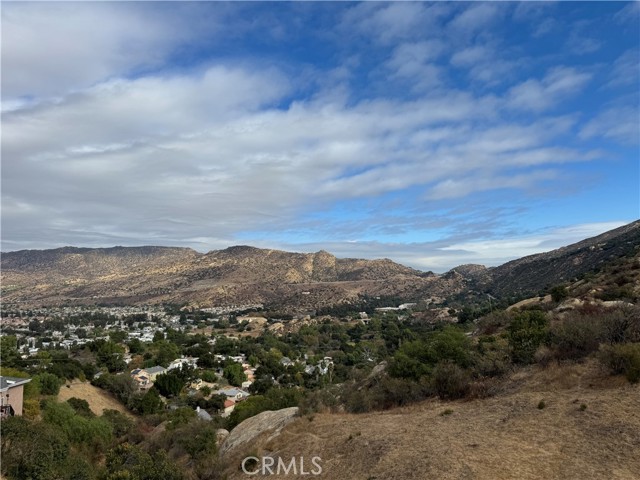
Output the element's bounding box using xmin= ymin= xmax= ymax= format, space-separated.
xmin=219 ymin=407 xmax=299 ymax=458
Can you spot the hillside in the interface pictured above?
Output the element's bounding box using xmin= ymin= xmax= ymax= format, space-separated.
xmin=487 ymin=221 xmax=640 ymax=298
xmin=2 ymin=220 xmax=639 ymax=309
xmin=220 ymin=361 xmax=640 ymax=479
xmin=0 ymin=245 xmax=439 ymax=309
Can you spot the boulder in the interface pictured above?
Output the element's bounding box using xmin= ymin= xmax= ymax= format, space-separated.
xmin=219 ymin=407 xmax=299 ymax=457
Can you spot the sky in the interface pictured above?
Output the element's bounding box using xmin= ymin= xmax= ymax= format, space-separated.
xmin=2 ymin=1 xmax=639 ymax=272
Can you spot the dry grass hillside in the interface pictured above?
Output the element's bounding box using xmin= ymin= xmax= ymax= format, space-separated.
xmin=221 ymin=360 xmax=640 ymax=480
xmin=57 ymin=381 xmax=134 ymax=417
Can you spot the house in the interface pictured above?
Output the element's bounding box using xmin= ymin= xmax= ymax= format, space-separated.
xmin=0 ymin=376 xmax=31 ymax=418
xmin=167 ymin=357 xmax=199 ymax=371
xmin=217 ymin=388 xmax=249 ymax=401
xmin=130 ymin=366 xmax=166 ymax=389
xmin=195 ymin=406 xmax=212 ymax=421
xmin=280 ymin=356 xmax=294 ymax=367
xmin=221 ymin=399 xmax=236 ymax=417
xmin=144 ymin=366 xmax=167 ymax=381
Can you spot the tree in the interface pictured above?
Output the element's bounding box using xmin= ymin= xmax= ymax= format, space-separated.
xmin=105 ymin=443 xmax=183 ymax=480
xmin=154 ymin=372 xmax=183 ymax=397
xmin=1 ymin=417 xmax=70 ymax=480
xmin=128 ymin=338 xmax=145 ymax=354
xmin=223 ymin=363 xmax=247 ymax=387
xmin=0 ymin=336 xmax=19 ymax=367
xmin=37 ymin=373 xmax=62 ymax=395
xmin=109 ymin=330 xmax=127 ymax=344
xmin=102 ymin=409 xmax=133 ymax=437
xmin=138 ymin=388 xmax=164 ymax=415
xmin=152 ymin=340 xmax=180 ymax=367
xmin=95 ymin=340 xmax=126 ymax=373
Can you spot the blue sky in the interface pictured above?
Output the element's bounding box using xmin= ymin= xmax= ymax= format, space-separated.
xmin=2 ymin=1 xmax=638 ymax=271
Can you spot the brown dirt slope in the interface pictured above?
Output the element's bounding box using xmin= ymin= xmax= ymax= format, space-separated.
xmin=222 ymin=361 xmax=640 ymax=480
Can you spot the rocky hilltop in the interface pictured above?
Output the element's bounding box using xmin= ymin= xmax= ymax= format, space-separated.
xmin=2 ymin=220 xmax=638 ymax=309
xmin=1 ymin=245 xmax=439 ymax=309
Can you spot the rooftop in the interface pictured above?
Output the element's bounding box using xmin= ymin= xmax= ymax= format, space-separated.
xmin=0 ymin=376 xmax=31 ymax=392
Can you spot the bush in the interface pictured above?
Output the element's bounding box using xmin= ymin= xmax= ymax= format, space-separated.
xmin=102 ymin=409 xmax=133 ymax=437
xmin=600 ymin=307 xmax=640 ymax=344
xmin=1 ymin=417 xmax=70 ymax=480
xmin=549 ymin=313 xmax=605 ymax=360
xmin=550 ymin=285 xmax=569 ymax=303
xmin=508 ymin=311 xmax=549 ymax=364
xmin=200 ymin=370 xmax=218 ymax=383
xmin=37 ymin=373 xmax=63 ymax=396
xmin=432 ymin=361 xmax=470 ymax=400
xmin=476 ymin=311 xmax=512 ymax=335
xmin=389 ymin=326 xmax=472 ymax=381
xmin=533 ymin=345 xmax=554 ymax=367
xmin=474 ymin=336 xmax=512 ymax=376
xmin=348 ymin=376 xmax=431 ymax=412
xmin=598 ymin=343 xmax=640 ymax=383
xmin=66 ymin=397 xmax=94 ymax=417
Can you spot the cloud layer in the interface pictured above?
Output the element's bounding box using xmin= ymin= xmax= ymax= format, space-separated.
xmin=2 ymin=2 xmax=638 ymax=271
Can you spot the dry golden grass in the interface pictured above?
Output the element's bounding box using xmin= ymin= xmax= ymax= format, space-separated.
xmin=222 ymin=360 xmax=640 ymax=479
xmin=57 ymin=381 xmax=134 ymax=417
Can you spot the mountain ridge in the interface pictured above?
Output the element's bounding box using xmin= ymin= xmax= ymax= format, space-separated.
xmin=2 ymin=220 xmax=638 ymax=308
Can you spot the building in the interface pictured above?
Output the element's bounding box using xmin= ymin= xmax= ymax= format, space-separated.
xmin=221 ymin=399 xmax=236 ymax=417
xmin=144 ymin=366 xmax=167 ymax=381
xmin=0 ymin=376 xmax=31 ymax=418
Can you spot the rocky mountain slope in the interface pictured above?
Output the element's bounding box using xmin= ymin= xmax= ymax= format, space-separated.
xmin=487 ymin=221 xmax=640 ymax=297
xmin=2 ymin=220 xmax=638 ymax=309
xmin=0 ymin=245 xmax=438 ymax=308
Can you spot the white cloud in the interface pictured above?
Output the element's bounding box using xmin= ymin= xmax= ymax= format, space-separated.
xmin=427 ymin=170 xmax=559 ymax=200
xmin=580 ymin=106 xmax=640 ymax=145
xmin=341 ymin=2 xmax=439 ymax=45
xmin=382 ymin=41 xmax=447 ymax=92
xmin=1 ymin=3 xmax=215 ymax=98
xmin=437 ymin=221 xmax=630 ymax=268
xmin=506 ymin=66 xmax=592 ymax=111
xmin=448 ymin=3 xmax=503 ymax=36
xmin=607 ymin=49 xmax=640 ymax=88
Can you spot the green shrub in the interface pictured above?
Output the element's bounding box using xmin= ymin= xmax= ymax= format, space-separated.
xmin=474 ymin=336 xmax=512 ymax=376
xmin=550 ymin=285 xmax=569 ymax=303
xmin=476 ymin=312 xmax=512 ymax=335
xmin=549 ymin=313 xmax=605 ymax=360
xmin=200 ymin=370 xmax=218 ymax=383
xmin=102 ymin=409 xmax=133 ymax=437
xmin=389 ymin=326 xmax=472 ymax=381
xmin=37 ymin=372 xmax=63 ymax=396
xmin=66 ymin=397 xmax=94 ymax=417
xmin=537 ymin=400 xmax=546 ymax=410
xmin=508 ymin=311 xmax=549 ymax=364
xmin=598 ymin=343 xmax=640 ymax=383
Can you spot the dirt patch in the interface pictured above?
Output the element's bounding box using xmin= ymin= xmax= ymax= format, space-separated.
xmin=57 ymin=381 xmax=134 ymax=417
